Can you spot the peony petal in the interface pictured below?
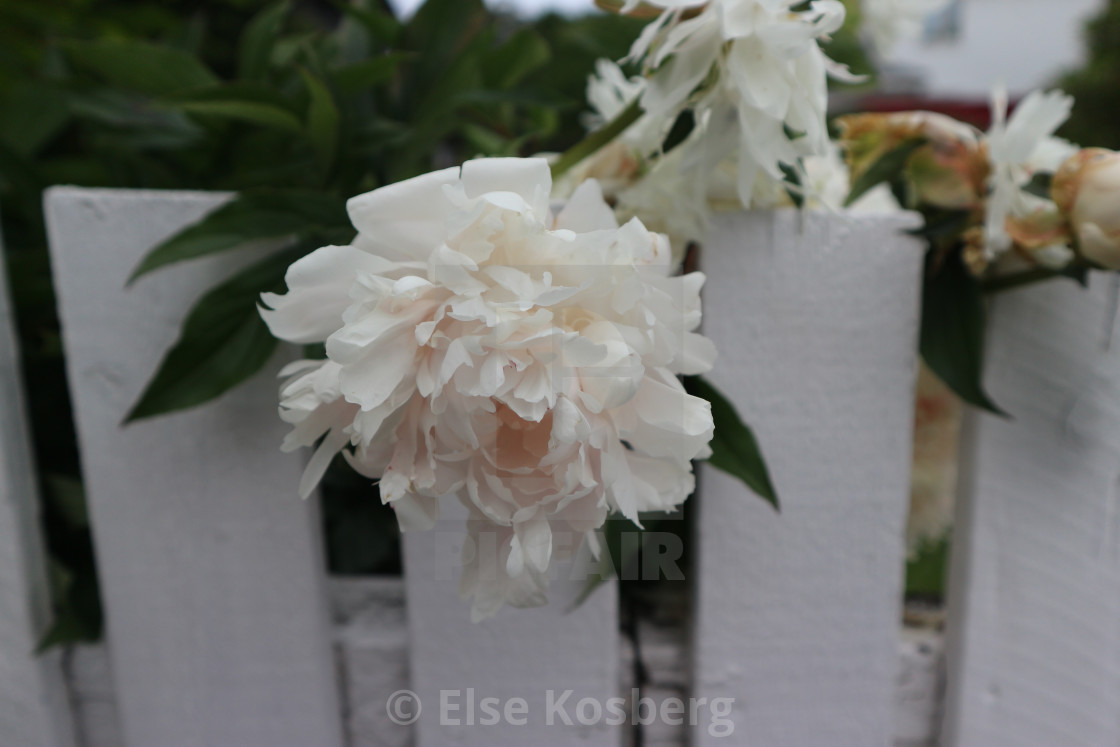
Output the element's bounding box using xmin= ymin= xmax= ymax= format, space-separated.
xmin=346 ymin=167 xmax=460 ymax=258
xmin=260 ymin=245 xmax=395 ymax=344
xmin=298 ymin=427 xmax=350 ymax=499
xmin=460 ymin=157 xmax=552 ymax=219
xmin=554 ymin=180 xmax=619 ymax=233
xmin=513 ymin=511 xmax=553 ymax=574
xmin=389 ymin=492 xmax=440 ymax=532
xmin=336 ymin=336 xmax=416 ymax=411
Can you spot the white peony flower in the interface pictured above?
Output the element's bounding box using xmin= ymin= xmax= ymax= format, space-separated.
xmin=984 ymin=86 xmax=1073 ymax=260
xmin=626 ymin=0 xmax=857 ymax=207
xmin=261 ymin=157 xmax=716 ymax=620
xmin=860 ymin=0 xmax=951 ymax=57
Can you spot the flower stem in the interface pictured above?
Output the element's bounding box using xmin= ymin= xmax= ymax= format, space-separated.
xmin=550 ymin=98 xmax=644 ymax=181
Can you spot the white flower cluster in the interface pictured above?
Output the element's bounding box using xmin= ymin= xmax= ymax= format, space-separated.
xmin=624 ymin=0 xmax=858 ymax=207
xmin=261 ymin=158 xmax=716 ymax=620
xmin=563 ymin=52 xmax=897 ymax=265
xmin=984 ymin=86 xmax=1075 ymax=265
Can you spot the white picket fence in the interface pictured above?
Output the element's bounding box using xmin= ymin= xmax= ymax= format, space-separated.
xmin=0 ymin=187 xmax=1117 ymax=745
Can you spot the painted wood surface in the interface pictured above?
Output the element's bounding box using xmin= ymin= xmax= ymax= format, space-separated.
xmin=402 ymin=500 xmax=620 ymax=745
xmin=0 ymin=219 xmax=78 ymax=746
xmin=64 ymin=577 xmax=947 ymax=747
xmin=692 ymin=210 xmax=925 ymax=746
xmin=943 ymin=272 xmax=1120 ymax=746
xmin=44 ymin=188 xmax=344 ymax=747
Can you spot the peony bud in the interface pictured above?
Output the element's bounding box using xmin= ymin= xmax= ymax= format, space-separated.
xmin=836 ymin=111 xmax=986 ymax=209
xmin=906 ymin=138 xmax=989 ymax=210
xmin=1052 ymin=148 xmax=1120 ymax=269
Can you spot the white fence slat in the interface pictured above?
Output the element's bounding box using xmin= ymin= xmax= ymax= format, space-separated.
xmin=0 ymin=222 xmax=78 ymax=747
xmin=44 ymin=188 xmax=344 ymax=747
xmin=403 ymin=500 xmax=620 ymax=745
xmin=692 ymin=210 xmax=924 ymax=745
xmin=942 ymin=273 xmax=1120 ymax=745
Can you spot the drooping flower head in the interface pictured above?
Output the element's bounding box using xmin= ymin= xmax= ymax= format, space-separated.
xmin=625 ymin=0 xmax=858 ymax=206
xmin=261 ymin=158 xmax=716 ymax=619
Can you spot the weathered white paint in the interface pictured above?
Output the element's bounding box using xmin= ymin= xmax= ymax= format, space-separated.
xmin=44 ymin=188 xmax=344 ymax=747
xmin=692 ymin=210 xmax=924 ymax=746
xmin=403 ymin=500 xmax=620 ymax=745
xmin=942 ymin=273 xmax=1120 ymax=746
xmin=0 ymin=220 xmax=78 ymax=746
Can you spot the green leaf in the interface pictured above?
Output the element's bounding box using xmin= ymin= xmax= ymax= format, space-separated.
xmin=238 ymin=1 xmax=290 ymax=81
xmin=661 ymin=109 xmax=695 ymax=154
xmin=63 ymin=39 xmax=218 ymax=96
xmin=685 ymin=376 xmax=780 ymax=510
xmin=66 ymin=89 xmax=202 ymax=147
xmin=331 ymin=0 xmax=402 ymax=46
xmin=845 ymin=137 xmax=926 ymax=207
xmin=483 ymin=30 xmax=551 ymax=89
xmin=0 ymin=82 xmax=70 ymax=158
xmin=780 ymin=162 xmax=805 ymax=209
xmin=299 ymin=69 xmax=340 ymax=168
xmin=127 ymin=190 xmax=349 ymax=283
xmin=920 ymin=251 xmax=1007 ymax=415
xmin=333 ymin=53 xmax=412 ymax=93
xmin=124 ymin=246 xmax=305 ymax=422
xmin=177 ymin=100 xmax=303 ymax=132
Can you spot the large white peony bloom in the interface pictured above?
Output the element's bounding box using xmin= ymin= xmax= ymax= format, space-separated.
xmin=260 ymin=158 xmax=716 ymax=620
xmin=626 ymin=0 xmax=856 ymax=206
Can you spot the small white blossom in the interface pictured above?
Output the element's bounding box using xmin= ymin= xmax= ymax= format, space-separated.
xmin=984 ymin=86 xmax=1073 ymax=259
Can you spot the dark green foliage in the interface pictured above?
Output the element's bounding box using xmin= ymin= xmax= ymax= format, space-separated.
xmin=919 ymin=250 xmax=1005 ymax=415
xmin=0 ymin=0 xmax=642 ymax=648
